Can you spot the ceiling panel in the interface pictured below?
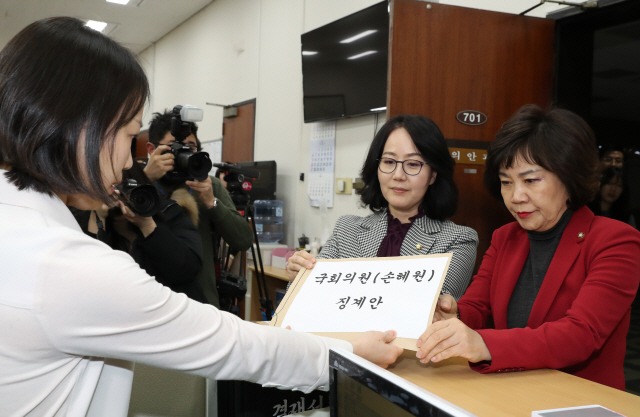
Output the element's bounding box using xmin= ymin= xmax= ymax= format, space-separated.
xmin=0 ymin=0 xmax=214 ymax=53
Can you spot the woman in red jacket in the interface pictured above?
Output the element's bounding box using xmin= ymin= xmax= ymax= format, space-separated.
xmin=416 ymin=105 xmax=640 ymax=390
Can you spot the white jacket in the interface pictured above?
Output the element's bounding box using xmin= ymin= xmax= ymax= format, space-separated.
xmin=0 ymin=170 xmax=350 ymax=417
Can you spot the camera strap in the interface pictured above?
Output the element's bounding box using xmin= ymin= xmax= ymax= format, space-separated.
xmin=94 ymin=211 xmax=105 ymax=242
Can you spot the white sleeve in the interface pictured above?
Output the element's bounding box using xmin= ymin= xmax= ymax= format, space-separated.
xmin=35 ymin=237 xmax=352 ymax=393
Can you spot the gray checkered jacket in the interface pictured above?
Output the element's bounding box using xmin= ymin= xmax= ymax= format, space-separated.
xmin=317 ymin=210 xmax=478 ymax=300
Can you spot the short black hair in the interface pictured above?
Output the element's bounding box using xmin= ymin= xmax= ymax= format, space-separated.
xmin=484 ymin=105 xmax=600 ymax=210
xmin=357 ymin=114 xmax=458 ymax=220
xmin=0 ymin=17 xmax=149 ymax=203
xmin=599 ymin=144 xmax=625 ymax=161
xmin=148 ymin=110 xmax=199 ymax=149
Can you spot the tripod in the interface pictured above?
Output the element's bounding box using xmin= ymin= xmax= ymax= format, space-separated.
xmin=214 ymin=161 xmax=274 ymax=321
xmin=222 ymin=193 xmax=273 ymax=321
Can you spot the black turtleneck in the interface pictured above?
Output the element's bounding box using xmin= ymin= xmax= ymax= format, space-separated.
xmin=507 ymin=209 xmax=573 ymax=329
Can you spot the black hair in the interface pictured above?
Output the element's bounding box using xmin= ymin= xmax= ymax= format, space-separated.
xmin=357 ymin=114 xmax=458 ymax=220
xmin=599 ymin=144 xmax=625 ymax=161
xmin=148 ymin=110 xmax=199 ymax=149
xmin=484 ymin=105 xmax=600 ymax=210
xmin=587 ymin=167 xmax=631 ymax=222
xmin=0 ymin=17 xmax=149 ymax=203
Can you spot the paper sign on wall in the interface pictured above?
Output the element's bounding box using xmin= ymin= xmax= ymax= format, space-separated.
xmin=308 ymin=121 xmax=335 ymax=208
xmin=270 ymin=254 xmax=452 ymax=350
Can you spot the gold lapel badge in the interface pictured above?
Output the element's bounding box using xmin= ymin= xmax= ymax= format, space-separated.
xmin=577 ymin=232 xmax=585 ymax=239
xmin=416 ymin=243 xmax=423 ymax=250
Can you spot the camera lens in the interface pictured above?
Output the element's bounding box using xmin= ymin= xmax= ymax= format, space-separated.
xmin=117 ymin=179 xmax=160 ymax=217
xmin=187 ymin=152 xmax=212 ymax=181
xmin=127 ymin=184 xmax=160 ymax=217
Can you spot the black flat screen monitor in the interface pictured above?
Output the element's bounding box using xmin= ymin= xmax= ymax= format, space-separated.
xmin=301 ymin=1 xmax=389 ymax=122
xmin=329 ymin=348 xmax=477 ymax=417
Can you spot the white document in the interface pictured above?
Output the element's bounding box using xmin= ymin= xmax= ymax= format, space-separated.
xmin=278 ymin=255 xmax=451 ymax=339
xmin=532 ymin=405 xmax=625 ymax=417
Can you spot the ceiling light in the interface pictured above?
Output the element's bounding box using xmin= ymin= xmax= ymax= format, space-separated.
xmin=340 ymin=30 xmax=377 ymax=44
xmin=347 ymin=51 xmax=377 ymax=60
xmin=370 ymin=107 xmax=387 ymax=112
xmin=85 ymin=20 xmax=108 ymax=32
xmin=107 ymin=0 xmax=130 ymax=4
xmin=302 ymin=51 xmax=318 ymax=56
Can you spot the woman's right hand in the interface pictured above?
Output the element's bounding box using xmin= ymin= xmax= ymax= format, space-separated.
xmin=285 ymin=250 xmax=317 ymax=281
xmin=350 ymin=330 xmax=403 ymax=369
xmin=433 ymin=294 xmax=458 ymax=323
xmin=118 ymin=202 xmax=157 ymax=238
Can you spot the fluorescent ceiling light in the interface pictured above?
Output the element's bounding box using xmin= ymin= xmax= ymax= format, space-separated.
xmin=85 ymin=20 xmax=108 ymax=32
xmin=302 ymin=51 xmax=318 ymax=56
xmin=370 ymin=107 xmax=387 ymax=112
xmin=106 ymin=0 xmax=130 ymax=4
xmin=340 ymin=30 xmax=377 ymax=44
xmin=347 ymin=50 xmax=377 ymax=60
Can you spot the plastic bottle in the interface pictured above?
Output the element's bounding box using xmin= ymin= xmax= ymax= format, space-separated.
xmin=309 ymin=239 xmax=319 ymax=257
xmin=253 ymin=200 xmax=284 ymax=243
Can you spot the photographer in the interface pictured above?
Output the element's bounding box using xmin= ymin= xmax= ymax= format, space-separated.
xmin=70 ymin=162 xmax=209 ymax=303
xmin=145 ymin=110 xmax=253 ymax=308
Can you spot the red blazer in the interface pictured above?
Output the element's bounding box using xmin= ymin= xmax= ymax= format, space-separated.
xmin=458 ymin=206 xmax=640 ymax=390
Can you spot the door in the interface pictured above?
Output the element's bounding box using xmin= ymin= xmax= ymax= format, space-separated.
xmin=222 ymin=99 xmax=256 ymax=163
xmin=387 ymin=0 xmax=556 ymax=272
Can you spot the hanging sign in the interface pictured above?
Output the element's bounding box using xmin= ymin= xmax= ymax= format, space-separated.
xmin=449 ymin=147 xmax=487 ymax=165
xmin=456 ymin=110 xmax=487 ymax=126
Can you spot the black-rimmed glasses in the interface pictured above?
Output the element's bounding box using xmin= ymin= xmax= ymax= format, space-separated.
xmin=377 ymin=158 xmax=425 ymax=176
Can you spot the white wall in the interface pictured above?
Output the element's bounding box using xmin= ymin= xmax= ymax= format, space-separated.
xmin=139 ymin=0 xmax=261 ymax=138
xmin=140 ymin=0 xmax=384 ymax=247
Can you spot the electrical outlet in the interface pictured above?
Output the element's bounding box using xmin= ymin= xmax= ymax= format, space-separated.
xmin=335 ymin=178 xmax=353 ymax=194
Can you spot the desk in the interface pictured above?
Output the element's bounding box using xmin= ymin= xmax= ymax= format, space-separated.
xmin=386 ymin=351 xmax=640 ymax=416
xmin=247 ymin=265 xmax=289 ymax=322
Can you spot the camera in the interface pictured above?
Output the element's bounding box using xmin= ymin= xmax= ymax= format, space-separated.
xmin=213 ymin=162 xmax=260 ymax=209
xmin=163 ymin=105 xmax=212 ymax=183
xmin=116 ymin=179 xmax=161 ymax=217
xmin=114 ymin=161 xmax=161 ymax=217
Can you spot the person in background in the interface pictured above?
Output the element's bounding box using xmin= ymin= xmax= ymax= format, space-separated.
xmin=145 ymin=112 xmax=253 ymax=307
xmin=416 ymin=105 xmax=640 ymax=391
xmin=0 ymin=17 xmax=403 ymax=416
xmin=588 ymin=166 xmax=636 ymax=228
xmin=70 ymin=161 xmax=209 ymax=303
xmin=599 ymin=144 xmax=624 ymax=171
xmin=286 ymin=114 xmax=478 ymax=300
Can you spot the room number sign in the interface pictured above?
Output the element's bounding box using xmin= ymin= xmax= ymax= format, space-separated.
xmin=456 ymin=110 xmax=487 ymax=126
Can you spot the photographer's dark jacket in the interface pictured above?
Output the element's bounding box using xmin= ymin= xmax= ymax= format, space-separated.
xmin=70 ymin=198 xmax=208 ymax=304
xmin=156 ymin=176 xmax=253 ymax=307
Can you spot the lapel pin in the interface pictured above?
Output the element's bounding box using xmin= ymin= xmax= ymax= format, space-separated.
xmin=578 ymin=232 xmax=585 ymax=239
xmin=416 ymin=243 xmax=423 ymax=250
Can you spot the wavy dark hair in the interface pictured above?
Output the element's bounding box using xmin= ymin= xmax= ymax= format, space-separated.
xmin=357 ymin=114 xmax=458 ymax=220
xmin=484 ymin=105 xmax=600 ymax=210
xmin=0 ymin=17 xmax=149 ymax=203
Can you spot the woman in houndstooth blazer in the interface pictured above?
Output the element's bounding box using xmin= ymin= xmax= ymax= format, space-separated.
xmin=287 ymin=115 xmax=478 ymax=300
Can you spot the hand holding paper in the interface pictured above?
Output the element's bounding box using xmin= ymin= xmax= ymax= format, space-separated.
xmin=433 ymin=294 xmax=458 ymax=323
xmin=351 ymin=330 xmax=404 ymax=369
xmin=416 ymin=319 xmax=491 ymax=364
xmin=285 ymin=250 xmax=317 ymax=281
